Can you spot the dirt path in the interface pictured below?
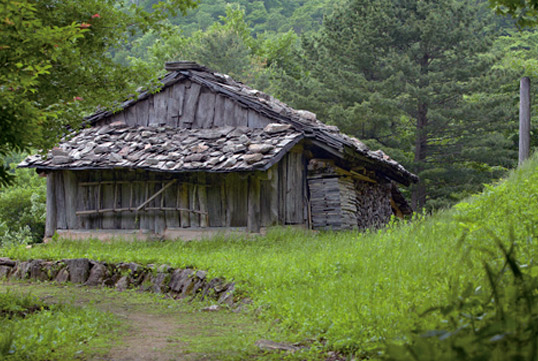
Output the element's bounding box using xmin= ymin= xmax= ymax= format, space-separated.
xmin=1 ymin=281 xmax=269 ymax=361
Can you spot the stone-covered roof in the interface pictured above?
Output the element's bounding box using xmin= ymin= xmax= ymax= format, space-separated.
xmin=22 ymin=61 xmax=418 ymax=185
xmin=20 ymin=122 xmax=302 ymax=173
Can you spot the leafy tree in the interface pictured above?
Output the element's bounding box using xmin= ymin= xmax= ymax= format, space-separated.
xmin=0 ymin=0 xmax=196 ymax=186
xmin=274 ymin=0 xmax=515 ymax=209
xmin=490 ymin=0 xmax=538 ymax=27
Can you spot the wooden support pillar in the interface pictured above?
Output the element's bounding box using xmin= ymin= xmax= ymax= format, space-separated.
xmin=45 ymin=173 xmax=57 ymax=237
xmin=64 ymin=171 xmax=78 ymax=229
xmin=247 ymin=174 xmax=261 ymax=233
xmin=520 ymin=76 xmax=531 ymax=165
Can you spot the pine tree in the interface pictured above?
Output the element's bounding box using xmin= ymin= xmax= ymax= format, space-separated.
xmin=275 ymin=0 xmax=514 ymax=209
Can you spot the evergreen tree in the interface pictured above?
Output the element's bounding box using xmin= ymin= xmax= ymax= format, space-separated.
xmin=275 ymin=0 xmax=514 ymax=209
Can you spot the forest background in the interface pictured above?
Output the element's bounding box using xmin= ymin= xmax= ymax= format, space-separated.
xmin=2 ymin=0 xmax=538 ymax=243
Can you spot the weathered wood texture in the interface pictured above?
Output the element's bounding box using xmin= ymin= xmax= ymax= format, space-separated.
xmin=94 ymin=80 xmax=273 ymax=130
xmin=45 ymin=151 xmax=306 ymax=235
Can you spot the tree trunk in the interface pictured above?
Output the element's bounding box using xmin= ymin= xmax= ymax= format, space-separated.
xmin=412 ymin=54 xmax=429 ymax=210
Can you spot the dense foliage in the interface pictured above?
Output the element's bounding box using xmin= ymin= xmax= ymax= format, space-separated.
xmin=5 ymin=154 xmax=538 ymax=358
xmin=0 ymin=0 xmax=196 ymax=186
xmin=0 ymin=290 xmax=119 ymax=360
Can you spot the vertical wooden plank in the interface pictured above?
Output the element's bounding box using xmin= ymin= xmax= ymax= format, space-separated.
xmin=189 ymin=182 xmax=200 ymax=227
xmin=233 ymin=103 xmax=248 ymax=127
xmin=76 ymin=172 xmax=87 ymax=229
xmin=180 ymin=82 xmax=201 ymax=128
xmin=123 ymin=105 xmax=137 ymax=126
xmin=168 ymin=82 xmax=185 ymax=127
xmin=195 ymin=90 xmax=216 ymax=129
xmin=101 ymin=171 xmax=115 ymax=229
xmin=136 ymin=99 xmax=150 ymax=126
xmin=224 ymin=173 xmax=247 ymax=227
xmin=153 ymin=88 xmax=169 ymax=126
xmin=206 ymin=176 xmax=225 ymax=227
xmin=45 ymin=173 xmax=57 ymax=237
xmin=247 ymin=110 xmax=270 ymax=128
xmin=261 ymin=166 xmax=279 ymax=227
xmin=164 ymin=178 xmax=179 ymax=229
xmin=63 ymin=171 xmax=78 ymax=230
xmin=284 ymin=152 xmax=304 ymax=224
xmin=223 ymin=98 xmax=236 ymax=126
xmin=179 ymin=182 xmax=190 ymax=227
xmin=278 ymin=157 xmax=287 ymax=224
xmin=121 ymin=178 xmax=136 ymax=229
xmin=213 ymin=94 xmax=226 ymax=127
xmin=147 ymin=96 xmax=155 ymax=127
xmin=247 ymin=174 xmax=261 ymax=233
xmin=55 ymin=172 xmax=67 ymax=230
xmin=198 ymin=174 xmax=208 ymax=227
xmin=139 ymin=174 xmax=150 ymax=231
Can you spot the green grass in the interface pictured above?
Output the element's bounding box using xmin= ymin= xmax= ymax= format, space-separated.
xmin=0 ymin=289 xmax=119 ymax=360
xmin=3 ymin=155 xmax=538 ymax=356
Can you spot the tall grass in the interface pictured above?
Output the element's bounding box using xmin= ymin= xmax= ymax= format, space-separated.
xmin=3 ymin=155 xmax=538 ymax=354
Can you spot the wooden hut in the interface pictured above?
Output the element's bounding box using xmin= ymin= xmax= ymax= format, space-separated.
xmin=20 ymin=62 xmax=418 ymax=240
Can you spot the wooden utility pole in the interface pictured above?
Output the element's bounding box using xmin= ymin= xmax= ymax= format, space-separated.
xmin=519 ymin=77 xmax=531 ymax=165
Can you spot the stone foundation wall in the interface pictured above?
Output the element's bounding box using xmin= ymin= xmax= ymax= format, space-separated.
xmin=0 ymin=257 xmax=236 ymax=306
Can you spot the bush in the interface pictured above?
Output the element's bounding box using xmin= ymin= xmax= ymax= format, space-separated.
xmin=0 ymin=164 xmax=46 ymax=246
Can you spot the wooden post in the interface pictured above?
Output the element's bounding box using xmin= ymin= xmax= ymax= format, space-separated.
xmin=247 ymin=174 xmax=261 ymax=233
xmin=520 ymin=76 xmax=531 ymax=165
xmin=45 ymin=173 xmax=57 ymax=237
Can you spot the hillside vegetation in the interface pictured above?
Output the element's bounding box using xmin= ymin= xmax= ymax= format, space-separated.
xmin=4 ymin=155 xmax=538 ymax=358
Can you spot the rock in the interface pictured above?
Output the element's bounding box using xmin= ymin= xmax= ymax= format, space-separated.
xmin=248 ymin=144 xmax=274 ymax=154
xmin=12 ymin=261 xmax=31 ymax=279
xmin=0 ymin=258 xmax=16 ymax=267
xmin=202 ymin=305 xmax=221 ymax=312
xmin=296 ymin=109 xmax=316 ymax=121
xmin=220 ymin=157 xmax=237 ymax=168
xmin=217 ymin=283 xmax=235 ymax=306
xmin=185 ymin=153 xmax=206 ymax=162
xmin=255 ymin=340 xmax=299 ymax=353
xmin=64 ymin=258 xmax=90 ymax=283
xmin=0 ymin=266 xmax=12 ymax=279
xmin=109 ymin=153 xmax=123 ymax=163
xmin=55 ymin=268 xmax=70 ymax=283
xmin=51 ymin=155 xmax=71 ymax=165
xmin=51 ymin=148 xmax=69 ymax=157
xmin=169 ymin=269 xmax=194 ymax=293
xmin=28 ymin=259 xmax=47 ymax=280
xmin=244 ymin=153 xmax=263 ymax=164
xmin=85 ymin=263 xmax=107 ymax=286
xmin=116 ymin=276 xmax=130 ymax=291
xmin=238 ymin=134 xmax=250 ymax=144
xmin=263 ymin=123 xmax=291 ymax=134
xmin=195 ymin=270 xmax=207 ymax=280
xmin=93 ymin=144 xmax=110 ymax=154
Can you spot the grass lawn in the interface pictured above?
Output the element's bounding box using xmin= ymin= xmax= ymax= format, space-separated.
xmin=3 ymin=156 xmax=538 ymax=357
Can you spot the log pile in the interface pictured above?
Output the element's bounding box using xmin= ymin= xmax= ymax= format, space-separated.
xmin=307 ymin=159 xmax=392 ymax=230
xmin=355 ymin=180 xmax=392 ymax=229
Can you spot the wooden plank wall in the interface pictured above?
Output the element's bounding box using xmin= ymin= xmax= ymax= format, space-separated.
xmin=98 ymin=80 xmax=272 ymax=130
xmin=45 ymin=152 xmax=306 ymax=236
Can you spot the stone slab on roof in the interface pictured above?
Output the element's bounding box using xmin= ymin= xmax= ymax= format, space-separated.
xmin=20 ymin=122 xmax=303 ymax=173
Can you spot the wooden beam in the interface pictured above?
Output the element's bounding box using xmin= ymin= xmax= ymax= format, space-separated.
xmin=45 ymin=173 xmax=57 ymax=237
xmin=136 ymin=179 xmax=177 ymax=211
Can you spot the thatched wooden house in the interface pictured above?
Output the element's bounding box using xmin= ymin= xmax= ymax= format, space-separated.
xmin=20 ymin=62 xmax=418 ymax=240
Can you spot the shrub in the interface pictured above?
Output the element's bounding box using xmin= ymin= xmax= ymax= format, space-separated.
xmin=0 ymin=165 xmax=46 ymax=246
